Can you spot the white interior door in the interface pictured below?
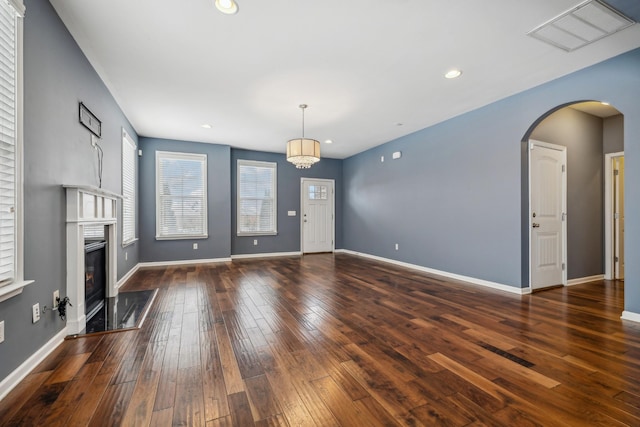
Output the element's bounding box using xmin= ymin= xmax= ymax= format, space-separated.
xmin=530 ymin=140 xmax=567 ymax=290
xmin=301 ymin=178 xmax=334 ymax=253
xmin=614 ymin=156 xmax=625 ymax=279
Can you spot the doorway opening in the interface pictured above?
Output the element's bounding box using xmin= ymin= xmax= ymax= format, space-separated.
xmin=522 ymin=101 xmax=623 ymax=290
xmin=605 ymin=152 xmax=625 ymax=280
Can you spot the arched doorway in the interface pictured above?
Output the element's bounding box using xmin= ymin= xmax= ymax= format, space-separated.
xmin=521 ymin=101 xmax=623 ymax=290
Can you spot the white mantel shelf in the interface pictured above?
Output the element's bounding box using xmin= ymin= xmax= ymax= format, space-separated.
xmin=64 ymin=185 xmax=121 ymax=335
xmin=63 ymin=184 xmax=123 ymax=199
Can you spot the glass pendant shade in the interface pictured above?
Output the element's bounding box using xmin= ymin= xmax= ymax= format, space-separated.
xmin=286 ymin=138 xmax=321 ymax=169
xmin=286 ymin=104 xmax=321 ymax=169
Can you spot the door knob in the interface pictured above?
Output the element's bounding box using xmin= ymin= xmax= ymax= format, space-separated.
xmin=532 ymin=223 xmax=540 ymax=228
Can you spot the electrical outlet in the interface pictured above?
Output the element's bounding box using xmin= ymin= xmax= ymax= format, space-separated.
xmin=193 ymin=243 xmax=198 ymax=250
xmin=253 ymin=239 xmax=258 ymax=246
xmin=125 ymin=251 xmax=128 ymax=261
xmin=395 ymin=243 xmax=399 ymax=251
xmin=32 ymin=303 xmax=40 ymax=323
xmin=0 ymin=320 xmax=4 ymax=343
xmin=53 ymin=290 xmax=60 ymax=309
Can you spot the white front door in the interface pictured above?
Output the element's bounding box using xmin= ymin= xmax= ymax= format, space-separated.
xmin=301 ymin=178 xmax=334 ymax=253
xmin=614 ymin=156 xmax=625 ymax=279
xmin=530 ymin=140 xmax=567 ymax=290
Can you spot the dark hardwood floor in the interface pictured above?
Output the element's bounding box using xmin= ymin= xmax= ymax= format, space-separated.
xmin=1 ymin=253 xmax=639 ymax=426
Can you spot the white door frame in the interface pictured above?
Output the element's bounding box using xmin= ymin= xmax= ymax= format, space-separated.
xmin=528 ymin=139 xmax=567 ymax=289
xmin=604 ymin=151 xmax=624 ymax=280
xmin=300 ymin=178 xmax=335 ymax=253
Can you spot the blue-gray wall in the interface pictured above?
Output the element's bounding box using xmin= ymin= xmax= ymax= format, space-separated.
xmin=136 ymin=143 xmax=343 ymax=260
xmin=344 ymin=47 xmax=640 ymax=315
xmin=0 ymin=0 xmax=140 ymax=383
xmin=231 ymin=149 xmax=343 ymax=255
xmin=138 ymin=138 xmax=231 ymax=262
xmin=604 ymin=115 xmax=625 ymax=154
xmin=530 ymin=107 xmax=605 ymax=279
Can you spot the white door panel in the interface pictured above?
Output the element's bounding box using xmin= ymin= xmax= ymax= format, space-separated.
xmin=302 ymin=179 xmax=334 ymax=253
xmin=530 ymin=141 xmax=566 ymax=290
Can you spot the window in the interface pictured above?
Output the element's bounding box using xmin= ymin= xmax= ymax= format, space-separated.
xmin=308 ymin=185 xmax=328 ymax=200
xmin=0 ymin=0 xmax=28 ymax=298
xmin=156 ymin=151 xmax=207 ymax=239
xmin=122 ymin=130 xmax=136 ymax=245
xmin=237 ymin=160 xmax=277 ymax=235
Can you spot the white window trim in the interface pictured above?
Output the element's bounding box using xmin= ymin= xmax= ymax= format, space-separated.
xmin=155 ymin=151 xmax=208 ymax=240
xmin=121 ymin=129 xmax=137 ymax=246
xmin=0 ymin=0 xmax=33 ymax=302
xmin=237 ymin=159 xmax=277 ymax=236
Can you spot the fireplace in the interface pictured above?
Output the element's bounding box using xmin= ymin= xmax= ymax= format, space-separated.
xmin=65 ymin=185 xmax=121 ymax=335
xmin=85 ymin=240 xmax=106 ymax=322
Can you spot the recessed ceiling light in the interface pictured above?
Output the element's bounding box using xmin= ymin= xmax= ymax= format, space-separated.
xmin=201 ymin=124 xmax=212 ymax=129
xmin=215 ymin=0 xmax=238 ymax=15
xmin=445 ymin=69 xmax=462 ymax=79
xmin=396 ymin=123 xmax=403 ymax=126
xmin=324 ymin=139 xmax=333 ymax=144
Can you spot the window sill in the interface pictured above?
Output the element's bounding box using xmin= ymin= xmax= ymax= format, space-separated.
xmin=122 ymin=238 xmax=138 ymax=248
xmin=237 ymin=232 xmax=278 ymax=237
xmin=0 ymin=279 xmax=35 ymax=303
xmin=155 ymin=235 xmax=208 ymax=241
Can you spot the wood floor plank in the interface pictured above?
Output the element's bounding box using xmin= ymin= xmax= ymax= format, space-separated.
xmin=310 ymin=375 xmax=387 ymax=427
xmin=214 ymin=321 xmax=246 ymax=395
xmin=0 ymin=371 xmax=51 ymax=421
xmin=44 ymin=352 xmax=92 ymax=385
xmin=173 ymin=366 xmax=206 ymax=426
xmin=89 ymin=380 xmax=136 ymax=426
xmin=2 ymin=254 xmax=639 ymax=426
xmin=228 ymin=391 xmax=255 ymax=426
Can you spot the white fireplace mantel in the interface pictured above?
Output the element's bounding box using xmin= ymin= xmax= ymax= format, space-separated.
xmin=64 ymin=185 xmax=122 ymax=334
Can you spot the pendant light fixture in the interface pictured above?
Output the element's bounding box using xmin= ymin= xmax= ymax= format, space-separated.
xmin=286 ymin=104 xmax=320 ymax=169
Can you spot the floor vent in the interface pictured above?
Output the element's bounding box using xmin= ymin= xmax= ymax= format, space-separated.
xmin=527 ymin=0 xmax=635 ymax=51
xmin=479 ymin=343 xmax=535 ymax=368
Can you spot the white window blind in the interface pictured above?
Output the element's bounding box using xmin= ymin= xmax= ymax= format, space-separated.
xmin=122 ymin=130 xmax=136 ymax=245
xmin=237 ymin=160 xmax=277 ymax=235
xmin=0 ymin=0 xmax=22 ymax=287
xmin=156 ymin=151 xmax=207 ymax=239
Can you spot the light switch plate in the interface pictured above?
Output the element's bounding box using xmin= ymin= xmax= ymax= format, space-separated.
xmin=0 ymin=320 xmax=5 ymax=343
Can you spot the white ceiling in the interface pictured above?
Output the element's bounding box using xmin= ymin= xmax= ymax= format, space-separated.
xmin=49 ymin=0 xmax=640 ymax=159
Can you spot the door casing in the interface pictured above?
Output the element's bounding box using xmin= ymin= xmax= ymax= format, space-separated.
xmin=300 ymin=178 xmax=335 ymax=254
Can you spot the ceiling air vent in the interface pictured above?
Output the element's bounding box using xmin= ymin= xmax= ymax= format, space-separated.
xmin=527 ymin=0 xmax=635 ymax=52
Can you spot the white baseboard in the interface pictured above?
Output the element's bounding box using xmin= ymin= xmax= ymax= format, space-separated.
xmin=231 ymin=251 xmax=302 ymax=260
xmin=0 ymin=327 xmax=68 ymax=401
xmin=621 ymin=311 xmax=640 ymax=323
xmin=117 ymin=263 xmax=140 ymax=290
xmin=138 ymin=257 xmax=231 ymax=268
xmin=566 ymin=274 xmax=605 ymax=286
xmin=338 ymin=249 xmax=527 ymax=295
